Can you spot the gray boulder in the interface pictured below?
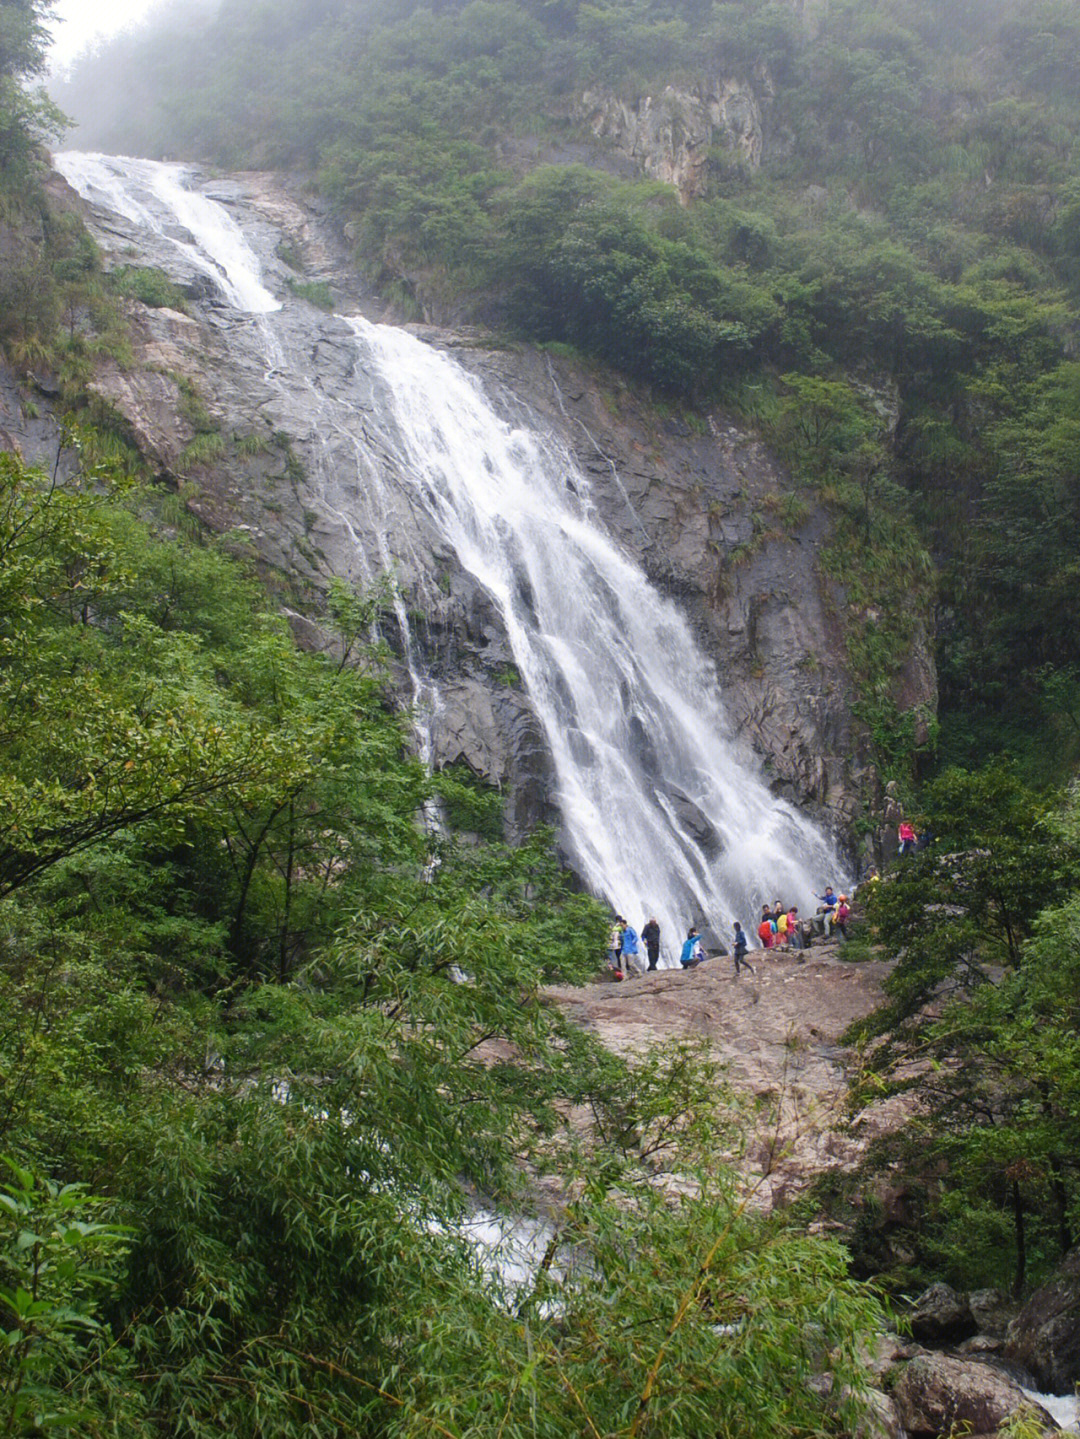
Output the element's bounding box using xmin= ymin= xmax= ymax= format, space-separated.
xmin=1005 ymin=1247 xmax=1080 ymax=1394
xmin=908 ymin=1282 xmax=977 ymax=1344
xmin=850 ymin=1387 xmax=903 ymax=1439
xmin=968 ymin=1287 xmax=1017 ymax=1340
xmin=892 ymin=1353 xmax=1057 ymax=1436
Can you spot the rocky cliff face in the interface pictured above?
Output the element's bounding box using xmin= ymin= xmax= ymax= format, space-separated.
xmin=581 ymin=76 xmax=770 ymax=202
xmin=3 ymin=162 xmax=936 ymax=856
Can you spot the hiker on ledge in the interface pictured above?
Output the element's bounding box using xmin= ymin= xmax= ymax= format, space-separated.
xmin=733 ymin=921 xmax=754 ymax=976
xmin=679 ymin=928 xmax=703 ymax=968
xmin=641 ymin=916 xmax=661 ymax=971
xmin=621 ymin=922 xmax=641 ymax=975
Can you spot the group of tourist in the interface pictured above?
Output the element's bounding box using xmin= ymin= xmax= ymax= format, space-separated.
xmin=607 ymin=915 xmax=662 ymax=978
xmin=609 ymin=874 xmax=862 ymax=978
xmin=758 ymin=887 xmax=851 ymax=946
xmin=607 ymin=884 xmax=853 ymax=980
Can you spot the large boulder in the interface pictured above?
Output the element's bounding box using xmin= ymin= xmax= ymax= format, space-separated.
xmin=891 ymin=1353 xmax=1057 ymax=1436
xmin=1005 ymin=1247 xmax=1080 ymax=1394
xmin=968 ymin=1287 xmax=1017 ymax=1340
xmin=851 ymin=1387 xmax=903 ymax=1439
xmin=907 ymin=1282 xmax=977 ymax=1344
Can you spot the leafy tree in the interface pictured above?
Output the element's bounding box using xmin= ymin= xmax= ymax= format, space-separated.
xmin=0 ymin=1159 xmax=140 ymax=1435
xmin=0 ymin=430 xmax=889 ymax=1434
xmin=843 ymin=777 xmax=1080 ymax=1295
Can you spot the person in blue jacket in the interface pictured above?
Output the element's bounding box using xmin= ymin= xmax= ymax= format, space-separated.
xmin=679 ymin=927 xmax=702 ymax=968
xmin=621 ymin=922 xmax=641 ymax=975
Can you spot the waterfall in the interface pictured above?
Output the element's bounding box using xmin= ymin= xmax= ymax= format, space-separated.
xmin=53 ymin=150 xmax=847 ymax=959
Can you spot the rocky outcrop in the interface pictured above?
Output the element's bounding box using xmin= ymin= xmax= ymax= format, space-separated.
xmin=891 ymin=1353 xmax=1057 ymax=1437
xmin=582 ymin=77 xmax=768 ymax=202
xmin=855 ymin=1388 xmax=904 ymax=1439
xmin=907 ymin=1283 xmax=978 ymax=1345
xmin=968 ymin=1288 xmax=1017 ymax=1341
xmin=546 ymin=943 xmax=898 ymax=1207
xmin=1005 ymin=1247 xmax=1080 ymax=1395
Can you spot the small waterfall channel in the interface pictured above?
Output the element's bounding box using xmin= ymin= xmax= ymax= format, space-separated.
xmin=54 ymin=151 xmax=847 ymax=954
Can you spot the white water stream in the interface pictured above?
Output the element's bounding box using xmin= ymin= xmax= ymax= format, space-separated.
xmin=53 ymin=151 xmax=847 ymax=953
xmin=1024 ymin=1389 xmax=1080 ymax=1432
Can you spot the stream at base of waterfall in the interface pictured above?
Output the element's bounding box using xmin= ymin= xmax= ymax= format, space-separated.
xmin=53 ymin=150 xmax=849 ymax=961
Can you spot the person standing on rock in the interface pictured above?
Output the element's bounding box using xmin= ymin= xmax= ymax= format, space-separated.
xmin=733 ymin=921 xmax=754 ymax=976
xmin=774 ymin=900 xmax=789 ymax=949
xmin=608 ymin=916 xmax=626 ymax=974
xmin=757 ymin=906 xmax=774 ymax=950
xmin=641 ymin=916 xmax=661 ymax=971
xmin=898 ymin=820 xmax=918 ymax=857
xmin=621 ymin=922 xmax=642 ymax=976
xmin=787 ymin=905 xmax=802 ymax=951
xmin=835 ymin=895 xmax=850 ymax=941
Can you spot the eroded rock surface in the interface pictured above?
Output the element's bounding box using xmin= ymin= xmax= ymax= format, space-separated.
xmin=546 ymin=942 xmax=897 ymax=1205
xmin=1006 ymin=1247 xmax=1080 ymax=1395
xmin=907 ymin=1283 xmax=978 ymax=1345
xmin=891 ymin=1353 xmax=1057 ymax=1437
xmin=582 ymin=78 xmax=768 ymax=201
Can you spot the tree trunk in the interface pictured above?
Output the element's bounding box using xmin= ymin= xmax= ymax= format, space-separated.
xmin=1012 ymin=1180 xmax=1027 ymax=1300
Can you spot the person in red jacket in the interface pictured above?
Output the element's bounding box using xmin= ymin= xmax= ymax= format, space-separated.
xmin=757 ymin=906 xmax=774 ymax=949
xmin=835 ymin=895 xmax=851 ymax=941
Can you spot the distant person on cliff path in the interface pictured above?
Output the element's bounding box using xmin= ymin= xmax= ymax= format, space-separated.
xmin=898 ymin=820 xmax=917 ymax=857
xmin=641 ymin=916 xmax=661 ymax=971
xmin=733 ymin=922 xmax=754 ymax=976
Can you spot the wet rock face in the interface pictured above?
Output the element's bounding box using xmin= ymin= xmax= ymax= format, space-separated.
xmin=456 ymin=341 xmax=931 ymax=832
xmin=891 ymin=1353 xmax=1057 ymax=1437
xmin=1005 ymin=1246 xmax=1080 ymax=1395
xmin=26 ymin=163 xmax=936 ymax=847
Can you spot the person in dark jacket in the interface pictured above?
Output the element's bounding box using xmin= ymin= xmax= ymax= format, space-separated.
xmin=732 ymin=921 xmax=754 ymax=976
xmin=641 ymin=917 xmax=661 ymax=971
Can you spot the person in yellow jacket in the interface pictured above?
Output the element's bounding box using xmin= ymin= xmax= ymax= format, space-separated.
xmin=774 ymin=901 xmax=789 ymax=948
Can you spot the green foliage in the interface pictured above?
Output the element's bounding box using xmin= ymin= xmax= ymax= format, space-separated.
xmin=842 ymin=777 xmax=1080 ymax=1296
xmin=285 ymin=275 xmax=335 ymax=309
xmin=431 ymin=762 xmax=504 ymax=841
xmin=0 ymin=436 xmax=889 ymax=1435
xmin=0 ymin=1159 xmax=137 ymax=1435
xmin=106 ymin=264 xmax=188 ymax=310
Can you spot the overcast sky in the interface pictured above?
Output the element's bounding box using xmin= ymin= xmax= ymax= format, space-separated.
xmin=47 ymin=0 xmax=160 ymax=71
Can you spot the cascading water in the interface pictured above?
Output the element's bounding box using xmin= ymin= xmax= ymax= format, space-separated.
xmin=53 ymin=150 xmax=847 ymax=958
xmin=55 ymin=151 xmax=282 ymax=314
